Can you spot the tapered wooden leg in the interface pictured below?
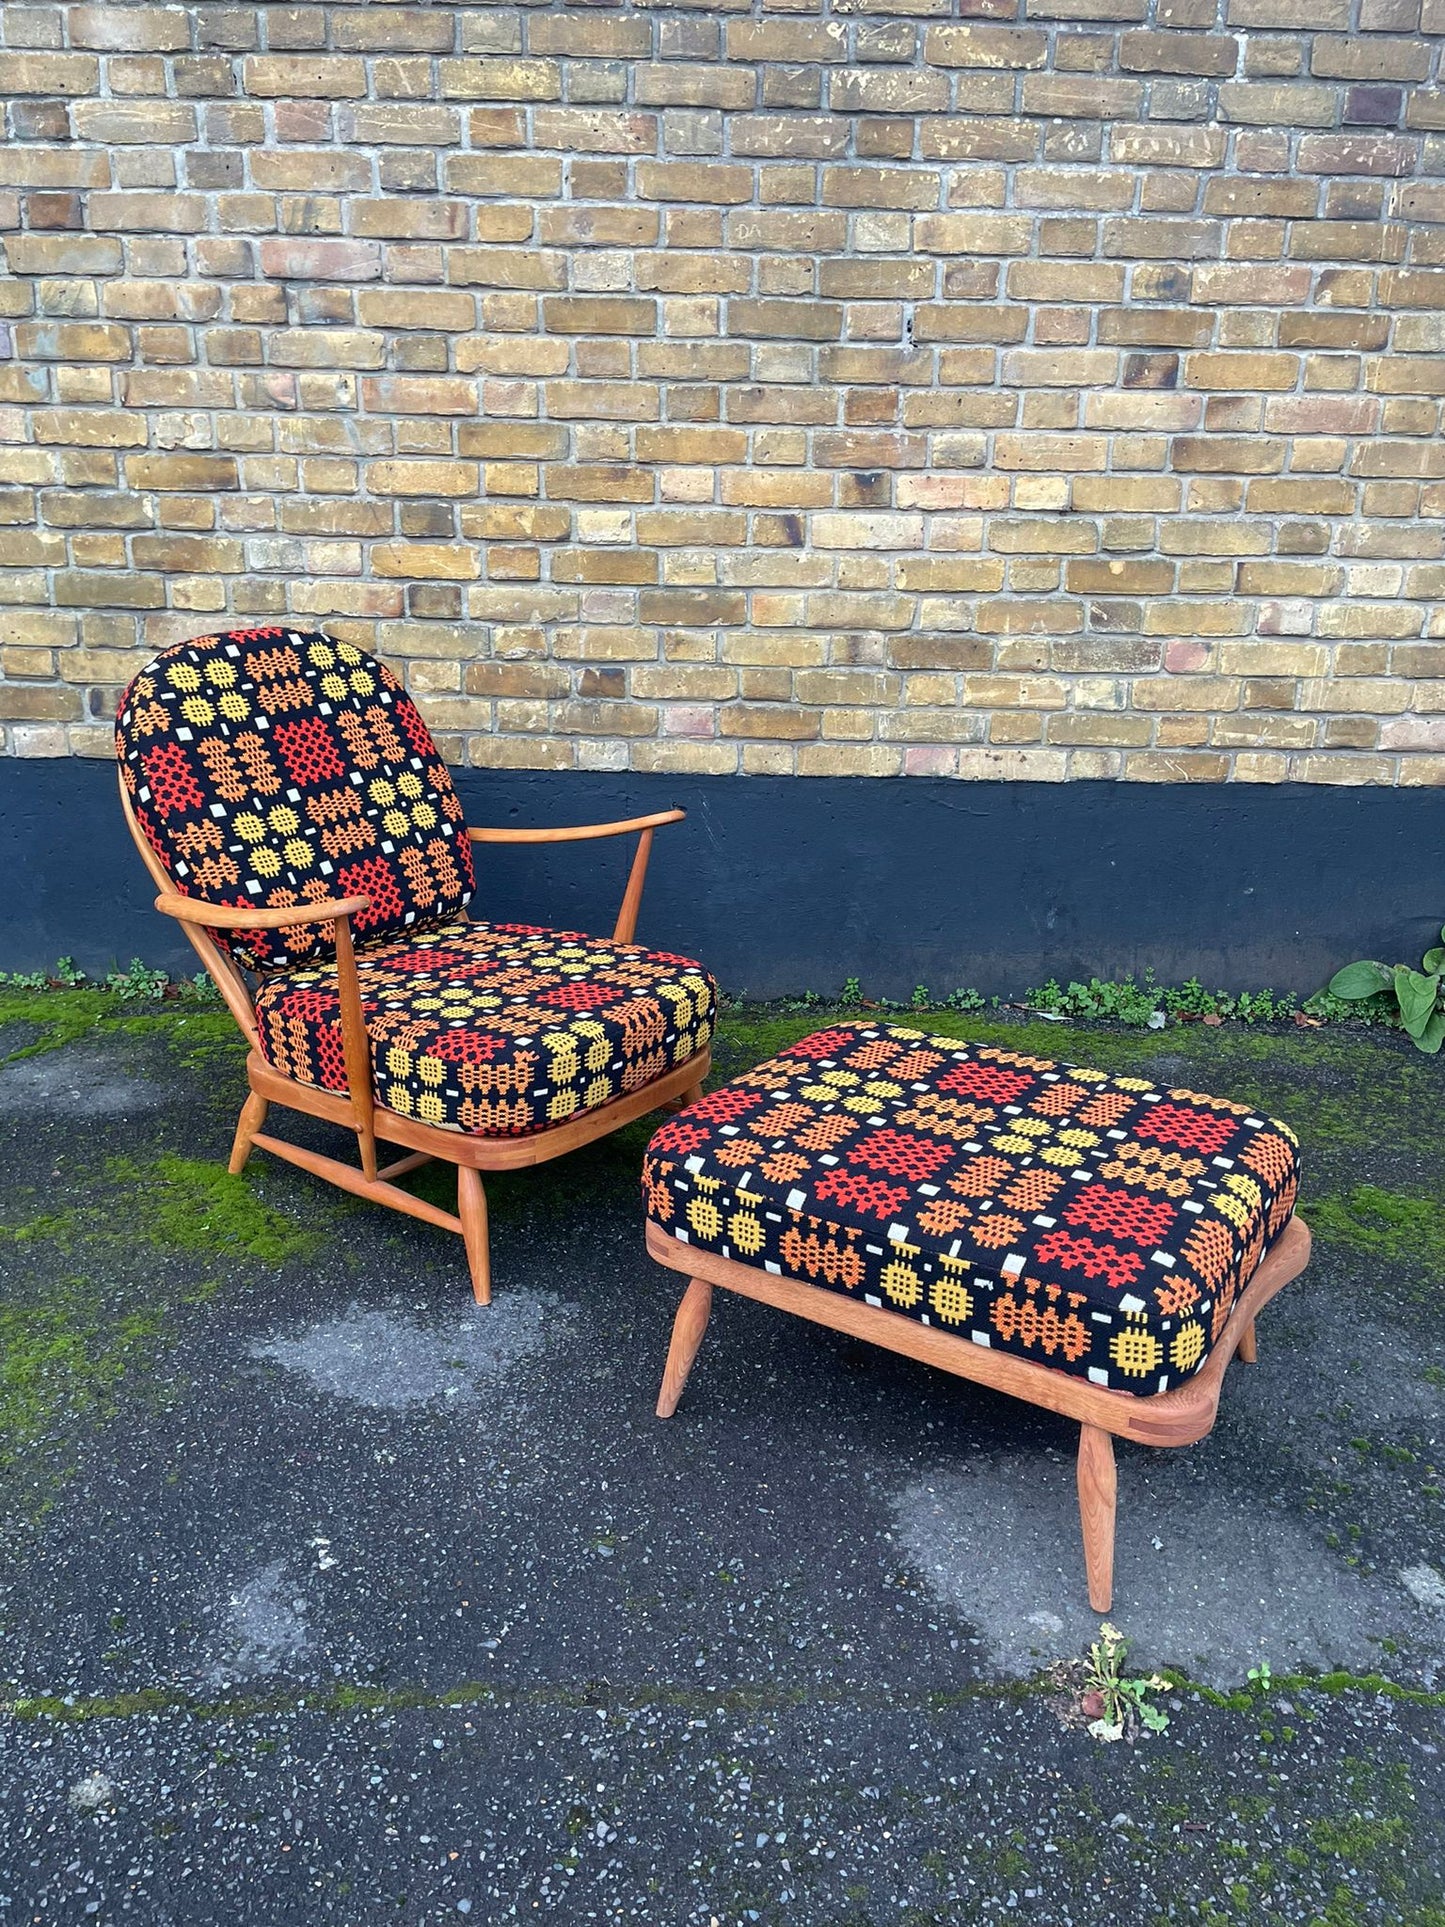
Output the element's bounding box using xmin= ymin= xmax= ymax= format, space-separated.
xmin=656 ymin=1277 xmax=713 ymax=1418
xmin=1077 ymin=1424 xmax=1118 ymax=1615
xmin=457 ymin=1164 xmax=490 ymax=1306
xmin=661 ymin=1081 xmax=706 ymax=1115
xmin=1236 ymin=1318 xmax=1258 ymax=1364
xmin=228 ymin=1090 xmax=268 ymax=1174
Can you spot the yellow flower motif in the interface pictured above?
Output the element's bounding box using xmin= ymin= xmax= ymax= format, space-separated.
xmin=398 ymin=771 xmax=423 ymax=799
xmin=180 ymin=696 xmax=215 ymax=727
xmin=800 ymin=1082 xmax=838 ymax=1103
xmin=210 ymin=660 xmax=236 ymax=687
xmin=728 ymin=1211 xmax=765 ymax=1257
xmin=387 ymin=1046 xmax=413 ymax=1078
xmin=931 ymin=1268 xmax=974 ymax=1326
xmin=882 ymin=1260 xmax=922 ymax=1308
xmin=369 ymin=778 xmax=396 ymax=807
xmin=1009 ymin=1117 xmax=1052 ymax=1137
xmin=417 ymin=1055 xmax=445 ymax=1086
xmin=349 ymin=670 xmax=375 ymax=696
xmin=687 ymin=1196 xmax=723 ymax=1241
xmin=1224 ymin=1171 xmax=1262 ymax=1211
xmin=1113 ymin=1078 xmax=1155 ymax=1093
xmin=547 ymin=1089 xmax=579 ymax=1121
xmin=167 ymin=663 xmax=201 ymax=692
xmin=307 ymin=640 xmax=336 ymax=669
xmin=388 ymin=1086 xmax=414 ymax=1115
xmin=864 ymin=1079 xmax=903 ymax=1100
xmin=417 ymin=1091 xmax=445 ymax=1124
xmin=1053 ymin=1127 xmax=1101 ymax=1150
xmin=1171 ymin=1322 xmax=1205 ymax=1374
xmin=268 ymin=805 xmax=300 ymax=836
xmin=252 ymin=847 xmax=281 ymax=878
xmin=383 ymin=809 xmax=410 ymax=839
xmin=585 ymin=1075 xmax=613 ymax=1110
xmin=993 ymin=1134 xmax=1037 ymax=1154
xmin=219 ymin=692 xmax=249 ymax=721
xmin=1214 ymin=1192 xmax=1252 ymax=1231
xmin=1110 ymin=1321 xmax=1163 ymax=1379
xmin=843 ymin=1093 xmax=882 ymax=1115
xmin=337 ymin=641 xmax=363 ymax=666
xmin=321 ymin=674 xmax=348 ymax=702
xmin=1039 ymin=1143 xmax=1085 ymax=1168
xmin=820 ymin=1069 xmax=860 ymax=1087
xmin=411 ymin=802 xmax=437 ymax=831
xmin=283 ymin=838 xmax=312 ymax=871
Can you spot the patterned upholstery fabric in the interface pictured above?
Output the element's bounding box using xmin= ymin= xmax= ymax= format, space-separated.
xmin=116 ymin=627 xmax=474 ymax=971
xmin=643 ymin=1022 xmax=1301 ymax=1396
xmin=254 ymin=918 xmax=716 ymax=1137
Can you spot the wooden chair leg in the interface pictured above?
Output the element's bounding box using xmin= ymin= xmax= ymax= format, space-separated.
xmin=1077 ymin=1424 xmax=1118 ymax=1615
xmin=228 ymin=1090 xmax=268 ymax=1175
xmin=656 ymin=1277 xmax=713 ymax=1418
xmin=457 ymin=1164 xmax=490 ymax=1307
xmin=1236 ymin=1318 xmax=1258 ymax=1364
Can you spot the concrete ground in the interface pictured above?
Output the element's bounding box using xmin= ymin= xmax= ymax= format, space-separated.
xmin=0 ymin=991 xmax=1442 ymax=1925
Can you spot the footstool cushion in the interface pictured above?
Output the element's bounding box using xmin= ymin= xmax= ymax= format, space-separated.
xmin=642 ymin=1022 xmax=1301 ymax=1397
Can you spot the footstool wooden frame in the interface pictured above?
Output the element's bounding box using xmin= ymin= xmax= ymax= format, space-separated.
xmin=649 ymin=1212 xmax=1311 ymax=1613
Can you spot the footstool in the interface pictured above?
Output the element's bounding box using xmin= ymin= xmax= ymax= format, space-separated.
xmin=642 ymin=1022 xmax=1310 ymax=1612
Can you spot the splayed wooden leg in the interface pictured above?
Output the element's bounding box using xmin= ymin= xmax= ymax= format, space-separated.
xmin=656 ymin=1277 xmax=713 ymax=1418
xmin=1236 ymin=1318 xmax=1258 ymax=1364
xmin=1077 ymin=1424 xmax=1118 ymax=1615
xmin=457 ymin=1164 xmax=490 ymax=1306
xmin=229 ymin=1090 xmax=269 ymax=1174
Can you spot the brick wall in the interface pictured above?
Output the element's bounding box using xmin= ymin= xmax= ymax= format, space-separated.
xmin=2 ymin=2 xmax=1444 ymax=785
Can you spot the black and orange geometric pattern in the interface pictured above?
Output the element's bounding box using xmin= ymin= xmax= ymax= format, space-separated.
xmin=643 ymin=1023 xmax=1301 ymax=1396
xmin=254 ymin=917 xmax=717 ymax=1137
xmin=116 ymin=627 xmax=475 ymax=971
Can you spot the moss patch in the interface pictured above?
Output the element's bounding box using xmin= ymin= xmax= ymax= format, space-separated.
xmin=1308 ymin=1186 xmax=1445 ymax=1268
xmin=0 ymin=1280 xmax=164 ymax=1475
xmin=108 ymin=1153 xmax=321 ymax=1266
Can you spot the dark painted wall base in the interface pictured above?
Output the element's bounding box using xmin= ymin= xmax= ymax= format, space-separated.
xmin=3 ymin=758 xmax=1440 ymax=999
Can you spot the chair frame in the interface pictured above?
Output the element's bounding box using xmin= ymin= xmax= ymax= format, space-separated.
xmin=649 ymin=1212 xmax=1311 ymax=1612
xmin=120 ymin=773 xmax=709 ymax=1304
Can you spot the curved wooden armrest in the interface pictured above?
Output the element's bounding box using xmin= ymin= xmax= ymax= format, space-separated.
xmin=467 ymin=808 xmax=684 ymax=845
xmin=467 ymin=809 xmax=685 ymax=943
xmin=154 ymin=892 xmax=372 ymax=931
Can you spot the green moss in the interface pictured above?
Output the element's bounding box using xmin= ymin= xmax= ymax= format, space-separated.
xmin=108 ymin=1154 xmax=320 ymax=1265
xmin=0 ymin=1281 xmax=164 ymax=1473
xmin=0 ymin=988 xmax=117 ymax=1062
xmin=1308 ymin=1186 xmax=1445 ymax=1268
xmin=1310 ymin=1815 xmax=1409 ymax=1862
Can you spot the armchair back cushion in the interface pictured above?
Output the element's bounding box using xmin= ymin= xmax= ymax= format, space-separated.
xmin=116 ymin=627 xmax=474 ymax=971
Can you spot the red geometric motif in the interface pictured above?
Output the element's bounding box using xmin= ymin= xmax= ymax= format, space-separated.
xmin=1031 ymin=1228 xmax=1146 ymax=1290
xmin=845 ymin=1128 xmax=954 ymax=1182
xmin=273 ymin=715 xmax=346 ymax=785
xmin=813 ymin=1169 xmax=909 ymax=1220
xmin=536 ymin=981 xmax=627 ymax=1010
xmin=938 ymin=1062 xmax=1033 ymax=1105
xmin=142 ymin=741 xmax=205 ymax=816
xmin=1062 ymin=1185 xmax=1177 ymax=1248
xmin=687 ymin=1087 xmax=767 ymax=1124
xmin=337 ymin=856 xmax=405 ymax=931
xmin=1133 ymin=1103 xmax=1235 ymax=1156
xmin=788 ymin=1027 xmax=865 ymax=1060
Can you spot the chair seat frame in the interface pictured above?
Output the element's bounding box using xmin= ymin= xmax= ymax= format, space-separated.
xmin=120 ymin=772 xmax=709 ymax=1303
xmin=648 ymin=1212 xmax=1311 ymax=1613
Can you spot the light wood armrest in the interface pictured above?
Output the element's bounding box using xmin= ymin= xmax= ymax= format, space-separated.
xmin=467 ymin=809 xmax=684 ymax=943
xmin=154 ymin=892 xmax=372 ymax=931
xmin=467 ymin=808 xmax=684 ymax=845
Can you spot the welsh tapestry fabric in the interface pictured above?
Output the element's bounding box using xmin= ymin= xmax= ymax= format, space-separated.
xmin=115 ymin=627 xmax=475 ymax=971
xmin=643 ymin=1023 xmax=1301 ymax=1396
xmin=254 ymin=918 xmax=717 ymax=1137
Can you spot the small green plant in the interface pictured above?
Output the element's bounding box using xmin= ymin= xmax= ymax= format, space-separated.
xmin=1025 ymin=975 xmax=1162 ymax=1028
xmin=176 ymin=971 xmax=220 ymax=1004
xmin=944 ymin=986 xmax=987 ymax=1012
xmin=1247 ymin=1659 xmax=1272 ymax=1695
xmin=1328 ymin=924 xmax=1445 ymax=1053
xmin=1081 ymin=1622 xmax=1170 ymax=1742
xmin=51 ymin=956 xmax=86 ymax=987
xmin=910 ymin=983 xmax=931 ymax=1010
xmin=104 ymin=958 xmax=170 ymax=1001
xmin=840 ymin=976 xmax=862 ymax=1006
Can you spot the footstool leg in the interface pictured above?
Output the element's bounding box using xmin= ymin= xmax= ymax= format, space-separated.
xmin=1076 ymin=1424 xmax=1117 ymax=1615
xmin=1236 ymin=1318 xmax=1258 ymax=1364
xmin=656 ymin=1277 xmax=713 ymax=1418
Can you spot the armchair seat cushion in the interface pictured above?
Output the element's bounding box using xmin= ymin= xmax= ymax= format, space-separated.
xmin=254 ymin=918 xmax=716 ymax=1137
xmin=642 ymin=1022 xmax=1301 ymax=1396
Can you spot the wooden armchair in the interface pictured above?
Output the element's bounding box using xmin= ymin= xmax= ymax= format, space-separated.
xmin=116 ymin=627 xmax=715 ymax=1303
